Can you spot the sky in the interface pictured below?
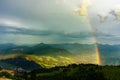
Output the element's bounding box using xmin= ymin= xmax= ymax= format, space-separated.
xmin=0 ymin=0 xmax=120 ymax=45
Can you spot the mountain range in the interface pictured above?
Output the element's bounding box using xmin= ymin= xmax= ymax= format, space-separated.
xmin=0 ymin=43 xmax=71 ymax=56
xmin=0 ymin=43 xmax=120 ymax=70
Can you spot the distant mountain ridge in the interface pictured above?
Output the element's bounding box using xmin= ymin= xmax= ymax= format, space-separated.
xmin=0 ymin=43 xmax=72 ymax=56
xmin=0 ymin=43 xmax=120 ymax=56
xmin=0 ymin=43 xmax=120 ymax=65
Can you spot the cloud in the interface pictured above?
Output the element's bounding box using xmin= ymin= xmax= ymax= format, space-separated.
xmin=0 ymin=18 xmax=29 ymax=29
xmin=94 ymin=30 xmax=120 ymax=44
xmin=110 ymin=6 xmax=120 ymax=20
xmin=0 ymin=26 xmax=54 ymax=36
xmin=74 ymin=0 xmax=91 ymax=16
xmin=1 ymin=0 xmax=120 ymax=45
xmin=0 ymin=25 xmax=93 ymax=39
xmin=55 ymin=0 xmax=67 ymax=4
xmin=63 ymin=32 xmax=92 ymax=39
xmin=0 ymin=25 xmax=96 ymax=44
xmin=98 ymin=12 xmax=107 ymax=22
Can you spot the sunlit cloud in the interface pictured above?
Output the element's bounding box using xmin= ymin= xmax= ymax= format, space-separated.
xmin=74 ymin=0 xmax=91 ymax=16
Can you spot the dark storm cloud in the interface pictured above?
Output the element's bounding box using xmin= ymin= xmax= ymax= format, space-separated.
xmin=1 ymin=25 xmax=120 ymax=45
xmin=94 ymin=30 xmax=120 ymax=44
xmin=62 ymin=32 xmax=92 ymax=39
xmin=0 ymin=26 xmax=55 ymax=36
xmin=0 ymin=25 xmax=93 ymax=39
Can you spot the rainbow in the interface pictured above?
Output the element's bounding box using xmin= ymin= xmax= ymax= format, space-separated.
xmin=76 ymin=0 xmax=101 ymax=65
xmin=87 ymin=22 xmax=101 ymax=65
xmin=96 ymin=43 xmax=101 ymax=65
xmin=57 ymin=0 xmax=101 ymax=65
xmin=85 ymin=14 xmax=101 ymax=65
xmin=86 ymin=19 xmax=101 ymax=65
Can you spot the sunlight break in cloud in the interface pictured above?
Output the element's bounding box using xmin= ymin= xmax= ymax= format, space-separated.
xmin=74 ymin=0 xmax=91 ymax=16
xmin=0 ymin=18 xmax=29 ymax=28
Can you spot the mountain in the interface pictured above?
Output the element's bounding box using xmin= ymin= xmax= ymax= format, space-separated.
xmin=0 ymin=43 xmax=96 ymax=55
xmin=98 ymin=44 xmax=120 ymax=65
xmin=0 ymin=43 xmax=17 ymax=54
xmin=0 ymin=43 xmax=120 ymax=66
xmin=0 ymin=43 xmax=73 ymax=68
xmin=51 ymin=43 xmax=120 ymax=65
xmin=50 ymin=43 xmax=96 ymax=54
xmin=0 ymin=43 xmax=72 ymax=56
xmin=0 ymin=56 xmax=41 ymax=70
xmin=28 ymin=43 xmax=72 ymax=55
xmin=0 ymin=43 xmax=16 ymax=50
xmin=0 ymin=46 xmax=30 ymax=54
xmin=98 ymin=44 xmax=120 ymax=56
